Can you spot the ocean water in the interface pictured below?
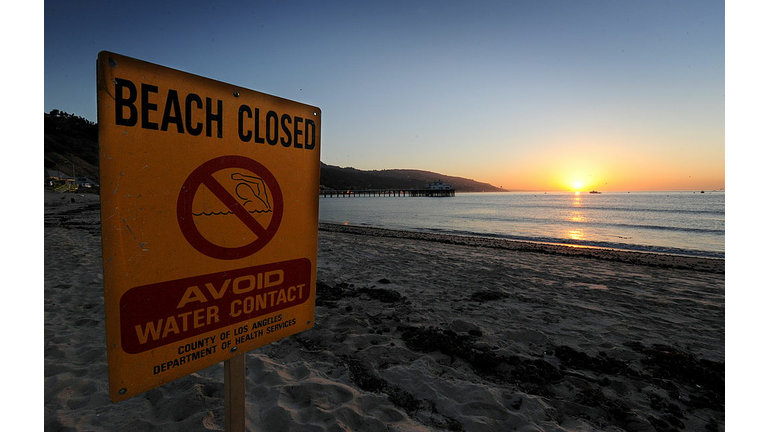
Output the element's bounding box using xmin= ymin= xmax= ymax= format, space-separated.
xmin=318 ymin=191 xmax=725 ymax=258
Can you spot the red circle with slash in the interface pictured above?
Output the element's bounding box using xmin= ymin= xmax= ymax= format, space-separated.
xmin=177 ymin=155 xmax=283 ymax=260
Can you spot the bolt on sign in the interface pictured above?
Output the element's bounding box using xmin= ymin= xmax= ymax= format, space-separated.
xmin=97 ymin=52 xmax=321 ymax=402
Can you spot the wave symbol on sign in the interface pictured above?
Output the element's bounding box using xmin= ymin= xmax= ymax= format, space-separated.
xmin=193 ymin=173 xmax=273 ymax=216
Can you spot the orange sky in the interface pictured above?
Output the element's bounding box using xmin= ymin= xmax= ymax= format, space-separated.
xmin=488 ymin=154 xmax=725 ymax=192
xmin=433 ymin=127 xmax=725 ymax=192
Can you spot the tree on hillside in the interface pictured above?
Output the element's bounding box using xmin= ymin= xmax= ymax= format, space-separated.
xmin=44 ymin=110 xmax=97 ymax=140
xmin=44 ymin=110 xmax=100 ymax=180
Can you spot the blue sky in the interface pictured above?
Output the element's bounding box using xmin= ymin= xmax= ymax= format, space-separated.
xmin=44 ymin=0 xmax=725 ymax=190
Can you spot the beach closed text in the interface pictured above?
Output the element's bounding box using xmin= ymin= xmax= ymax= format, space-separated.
xmin=112 ymin=77 xmax=318 ymax=149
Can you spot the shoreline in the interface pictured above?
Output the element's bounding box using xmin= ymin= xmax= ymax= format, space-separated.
xmin=319 ymin=222 xmax=725 ymax=274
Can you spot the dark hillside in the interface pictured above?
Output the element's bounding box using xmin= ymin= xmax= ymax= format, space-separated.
xmin=320 ymin=164 xmax=505 ymax=193
xmin=44 ymin=110 xmax=100 ymax=182
xmin=43 ymin=111 xmax=506 ymax=193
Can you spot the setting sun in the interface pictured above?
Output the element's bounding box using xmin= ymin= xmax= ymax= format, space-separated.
xmin=572 ymin=181 xmax=584 ymax=191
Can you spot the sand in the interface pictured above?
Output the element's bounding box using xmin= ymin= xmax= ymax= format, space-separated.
xmin=44 ymin=189 xmax=724 ymax=431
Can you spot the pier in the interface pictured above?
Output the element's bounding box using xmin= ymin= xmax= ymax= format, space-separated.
xmin=320 ymin=188 xmax=455 ymax=198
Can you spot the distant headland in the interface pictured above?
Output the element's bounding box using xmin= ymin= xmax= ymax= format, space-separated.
xmin=43 ymin=110 xmax=507 ymax=193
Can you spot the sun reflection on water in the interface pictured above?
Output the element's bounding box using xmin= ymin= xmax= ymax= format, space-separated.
xmin=567 ymin=193 xmax=587 ymax=240
xmin=572 ymin=193 xmax=582 ymax=207
xmin=567 ymin=229 xmax=585 ymax=241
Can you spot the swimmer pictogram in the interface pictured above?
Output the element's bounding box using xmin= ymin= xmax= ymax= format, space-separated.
xmin=192 ymin=173 xmax=273 ymax=216
xmin=177 ymin=156 xmax=284 ymax=260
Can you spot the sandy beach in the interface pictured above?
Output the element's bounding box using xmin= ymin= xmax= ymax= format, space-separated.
xmin=44 ymin=190 xmax=724 ymax=431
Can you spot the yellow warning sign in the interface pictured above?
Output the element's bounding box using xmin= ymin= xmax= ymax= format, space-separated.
xmin=97 ymin=51 xmax=321 ymax=402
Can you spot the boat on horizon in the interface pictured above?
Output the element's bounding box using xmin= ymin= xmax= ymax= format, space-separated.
xmin=589 ymin=190 xmax=601 ymax=194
